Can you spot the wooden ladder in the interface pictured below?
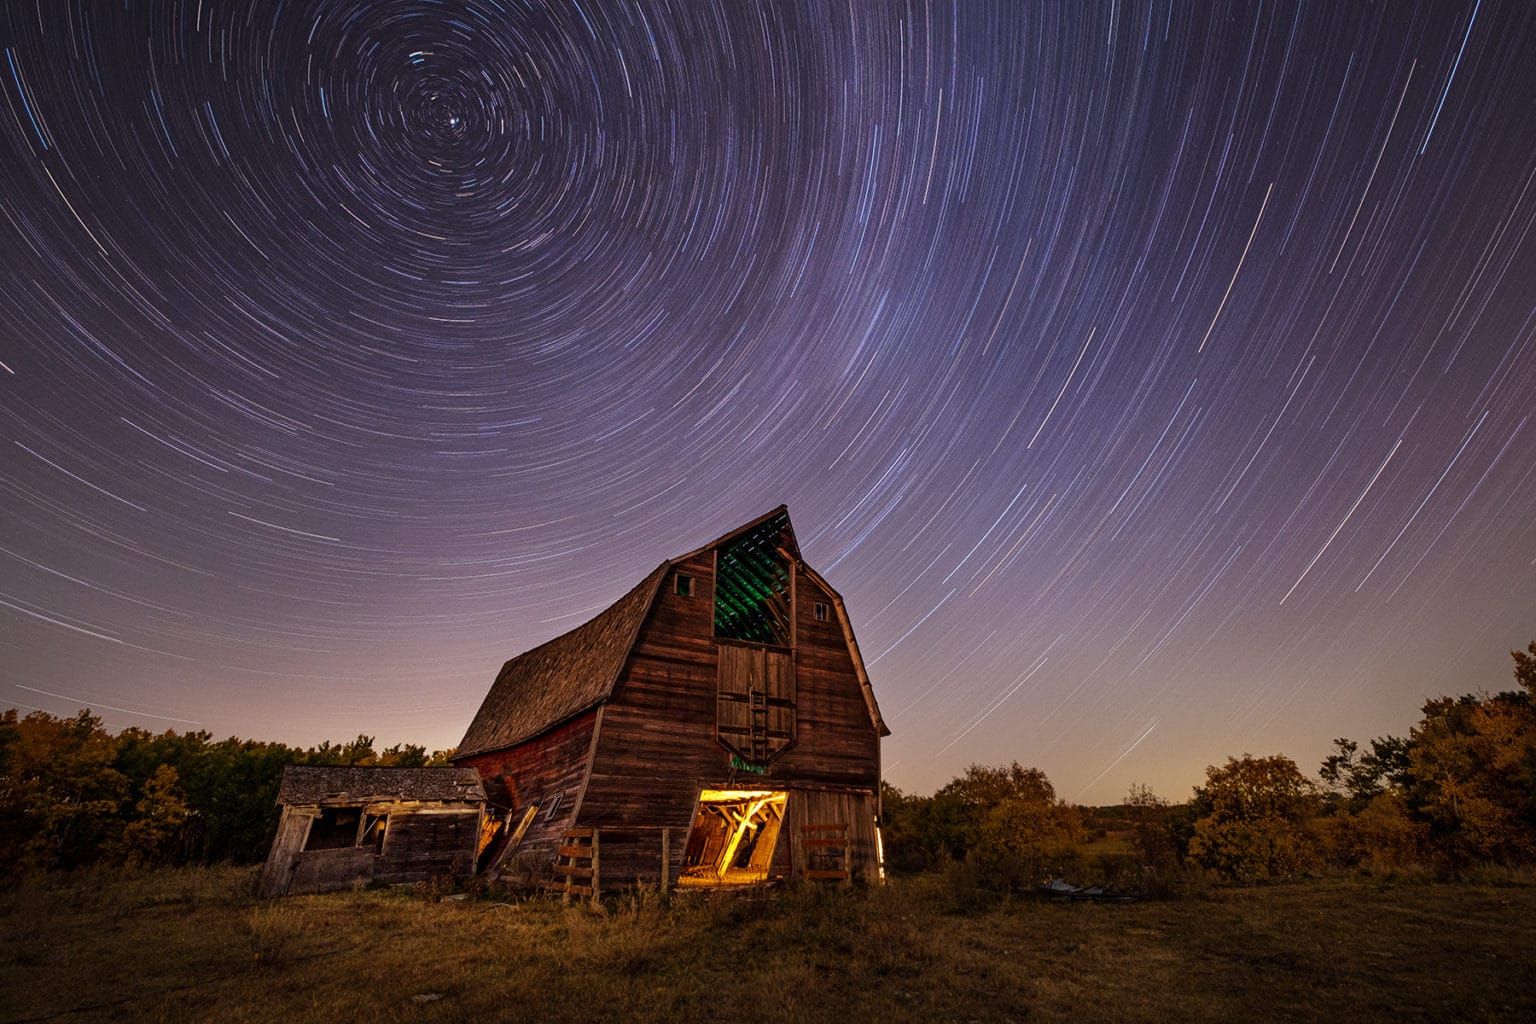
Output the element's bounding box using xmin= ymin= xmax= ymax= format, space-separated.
xmin=800 ymin=823 xmax=850 ymax=883
xmin=749 ymin=687 xmax=768 ymax=762
xmin=546 ymin=826 xmax=600 ymax=903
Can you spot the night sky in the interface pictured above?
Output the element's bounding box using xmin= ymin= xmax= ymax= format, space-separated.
xmin=3 ymin=1 xmax=1534 ymax=804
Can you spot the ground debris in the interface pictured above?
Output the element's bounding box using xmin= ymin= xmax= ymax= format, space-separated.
xmin=1035 ymin=877 xmax=1141 ymax=903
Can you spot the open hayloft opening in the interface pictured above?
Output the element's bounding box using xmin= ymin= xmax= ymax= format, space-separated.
xmin=679 ymin=789 xmax=787 ymax=886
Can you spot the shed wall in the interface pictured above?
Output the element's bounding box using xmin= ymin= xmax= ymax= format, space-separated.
xmin=376 ymin=806 xmax=481 ymax=884
xmin=259 ymin=800 xmax=483 ymax=897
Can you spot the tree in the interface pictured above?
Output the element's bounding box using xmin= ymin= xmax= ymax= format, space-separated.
xmin=877 ymin=781 xmax=932 ymax=873
xmin=939 ymin=762 xmax=1056 ymax=807
xmin=1186 ymin=754 xmax=1321 ymax=881
xmin=1405 ymin=690 xmax=1536 ymax=865
xmin=1319 ymin=736 xmax=1411 ymax=808
xmin=1512 ymin=640 xmax=1536 ymax=697
xmin=1124 ymin=782 xmax=1179 ymax=869
xmin=0 ymin=709 xmax=129 ymax=871
xmin=1124 ymin=782 xmax=1169 ymax=826
xmin=119 ymin=764 xmax=192 ymax=866
xmin=306 ymin=734 xmax=379 ymax=766
xmin=1316 ymin=791 xmax=1429 ymax=868
xmin=927 ymin=762 xmax=1058 ymax=859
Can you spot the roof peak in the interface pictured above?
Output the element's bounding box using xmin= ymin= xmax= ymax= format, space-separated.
xmin=674 ymin=504 xmax=796 ymax=564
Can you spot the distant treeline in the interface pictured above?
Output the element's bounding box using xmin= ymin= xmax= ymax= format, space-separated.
xmin=0 ymin=712 xmax=453 ymax=873
xmin=5 ymin=640 xmax=1533 ymax=883
xmin=881 ymin=639 xmax=1536 ymax=885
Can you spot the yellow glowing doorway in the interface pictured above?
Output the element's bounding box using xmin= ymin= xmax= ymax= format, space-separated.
xmin=678 ymin=789 xmax=788 ymax=886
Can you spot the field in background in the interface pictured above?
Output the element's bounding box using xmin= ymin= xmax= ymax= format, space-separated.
xmin=3 ymin=866 xmax=1534 ymax=1023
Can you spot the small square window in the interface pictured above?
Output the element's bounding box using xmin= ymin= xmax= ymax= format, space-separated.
xmin=675 ymin=573 xmax=693 ymax=597
xmin=814 ymin=602 xmax=829 ymax=622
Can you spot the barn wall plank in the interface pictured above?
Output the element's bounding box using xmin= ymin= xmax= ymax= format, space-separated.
xmin=458 ymin=709 xmax=598 ymax=869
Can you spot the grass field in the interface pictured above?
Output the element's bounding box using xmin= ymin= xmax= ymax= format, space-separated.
xmin=3 ymin=866 xmax=1534 ymax=1023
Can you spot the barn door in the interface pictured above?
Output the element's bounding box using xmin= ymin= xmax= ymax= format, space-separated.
xmin=717 ymin=641 xmax=795 ymax=765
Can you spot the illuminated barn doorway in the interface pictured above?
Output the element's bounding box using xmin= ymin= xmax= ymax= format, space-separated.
xmin=679 ymin=789 xmax=788 ymax=886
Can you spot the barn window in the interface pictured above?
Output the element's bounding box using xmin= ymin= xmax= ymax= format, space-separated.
xmin=304 ymin=807 xmax=387 ymax=852
xmin=304 ymin=806 xmax=362 ymax=850
xmin=814 ymin=602 xmax=829 ymax=622
xmin=679 ymin=789 xmax=788 ymax=886
xmin=675 ymin=572 xmax=693 ymax=597
xmin=714 ymin=510 xmax=793 ymax=646
xmin=543 ymin=791 xmax=565 ymax=821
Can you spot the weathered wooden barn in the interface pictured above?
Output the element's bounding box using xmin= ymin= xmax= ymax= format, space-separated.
xmin=456 ymin=506 xmax=889 ymax=892
xmin=258 ymin=766 xmax=486 ymax=897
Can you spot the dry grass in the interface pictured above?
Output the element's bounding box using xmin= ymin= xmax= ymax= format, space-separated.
xmin=2 ymin=867 xmax=1534 ymax=1023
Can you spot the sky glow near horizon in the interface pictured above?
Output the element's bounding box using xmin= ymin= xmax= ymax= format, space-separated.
xmin=1 ymin=1 xmax=1534 ymax=804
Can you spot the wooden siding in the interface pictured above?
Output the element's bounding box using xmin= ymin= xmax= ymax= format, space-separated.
xmin=578 ymin=553 xmax=719 ymax=846
xmin=575 ymin=554 xmax=880 ymax=884
xmin=258 ymin=807 xmax=315 ymax=897
xmin=779 ymin=788 xmax=881 ymax=882
xmin=770 ymin=565 xmax=881 ymax=788
xmin=375 ymin=807 xmax=481 ymax=883
xmin=458 ymin=708 xmax=598 ymax=870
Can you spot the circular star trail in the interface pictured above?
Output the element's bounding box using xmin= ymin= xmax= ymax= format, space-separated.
xmin=2 ymin=1 xmax=1534 ymax=802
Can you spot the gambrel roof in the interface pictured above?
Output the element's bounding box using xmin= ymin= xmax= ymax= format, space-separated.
xmin=455 ymin=507 xmax=888 ymax=761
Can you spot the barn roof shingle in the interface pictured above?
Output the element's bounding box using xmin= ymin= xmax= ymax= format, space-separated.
xmin=275 ymin=765 xmax=486 ymax=805
xmin=454 ymin=563 xmax=667 ymax=759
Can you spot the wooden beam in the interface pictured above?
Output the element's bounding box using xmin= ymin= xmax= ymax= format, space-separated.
xmin=487 ymin=803 xmax=539 ymax=874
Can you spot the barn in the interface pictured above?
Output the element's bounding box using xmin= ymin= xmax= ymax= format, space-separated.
xmin=455 ymin=506 xmax=889 ymax=893
xmin=258 ymin=765 xmax=486 ymax=897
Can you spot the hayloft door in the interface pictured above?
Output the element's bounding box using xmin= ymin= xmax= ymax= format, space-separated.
xmin=717 ymin=641 xmax=796 ymax=765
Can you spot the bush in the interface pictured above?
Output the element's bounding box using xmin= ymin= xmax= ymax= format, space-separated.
xmin=1186 ymin=754 xmax=1321 ymax=882
xmin=971 ymin=796 xmax=1085 ymax=890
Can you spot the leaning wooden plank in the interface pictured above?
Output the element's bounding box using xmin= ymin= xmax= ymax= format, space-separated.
xmin=488 ymin=803 xmax=539 ymax=875
xmin=589 ymin=828 xmax=600 ymax=898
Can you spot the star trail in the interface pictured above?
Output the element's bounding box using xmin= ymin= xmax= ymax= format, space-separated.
xmin=2 ymin=1 xmax=1534 ymax=804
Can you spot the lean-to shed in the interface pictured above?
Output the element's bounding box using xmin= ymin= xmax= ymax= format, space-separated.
xmin=258 ymin=765 xmax=486 ymax=897
xmin=456 ymin=506 xmax=889 ymax=890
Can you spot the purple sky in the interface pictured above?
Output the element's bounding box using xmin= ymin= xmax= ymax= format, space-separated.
xmin=2 ymin=1 xmax=1533 ymax=804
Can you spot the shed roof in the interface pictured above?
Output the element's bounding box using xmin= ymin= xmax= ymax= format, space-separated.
xmin=454 ymin=507 xmax=888 ymax=760
xmin=275 ymin=765 xmax=486 ymax=806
